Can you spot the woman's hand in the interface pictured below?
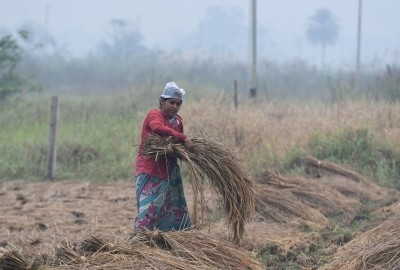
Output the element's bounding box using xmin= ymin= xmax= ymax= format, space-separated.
xmin=184 ymin=138 xmax=194 ymax=152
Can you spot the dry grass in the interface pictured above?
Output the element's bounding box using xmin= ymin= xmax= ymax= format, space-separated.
xmin=134 ymin=228 xmax=264 ymax=270
xmin=184 ymin=99 xmax=400 ymax=174
xmin=259 ymin=171 xmax=361 ymax=218
xmin=254 ymin=184 xmax=328 ymax=225
xmin=1 ymin=175 xmax=399 ymax=269
xmin=3 ymin=98 xmax=400 ymax=269
xmin=321 ymin=206 xmax=400 ymax=270
xmin=143 ymin=133 xmax=255 ymax=243
xmin=1 ymin=230 xmax=264 ymax=270
xmin=316 ymin=174 xmax=395 ymax=203
xmin=257 ymin=164 xmax=399 ymax=227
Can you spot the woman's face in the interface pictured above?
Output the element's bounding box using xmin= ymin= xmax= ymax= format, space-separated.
xmin=161 ymin=98 xmax=182 ymax=119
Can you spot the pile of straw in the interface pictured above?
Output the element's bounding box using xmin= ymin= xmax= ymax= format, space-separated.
xmin=133 ymin=228 xmax=264 ymax=270
xmin=0 ymin=250 xmax=42 ymax=270
xmin=53 ymin=238 xmax=200 ymax=270
xmin=321 ymin=212 xmax=400 ymax=270
xmin=259 ymin=171 xmax=299 ymax=188
xmin=143 ymin=134 xmax=255 ymax=243
xmin=261 ymin=171 xmax=360 ymax=216
xmin=0 ymin=231 xmax=264 ymax=270
xmin=304 ymin=157 xmax=394 ymax=202
xmin=59 ymin=235 xmax=200 ymax=270
xmin=254 ymin=184 xmax=327 ymax=225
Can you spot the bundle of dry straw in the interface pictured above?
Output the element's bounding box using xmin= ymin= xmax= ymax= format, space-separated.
xmin=254 ymin=184 xmax=327 ymax=225
xmin=143 ymin=134 xmax=255 ymax=243
xmin=0 ymin=249 xmax=44 ymax=270
xmin=304 ymin=156 xmax=371 ymax=185
xmin=260 ymin=171 xmax=360 ymax=218
xmin=134 ymin=228 xmax=264 ymax=270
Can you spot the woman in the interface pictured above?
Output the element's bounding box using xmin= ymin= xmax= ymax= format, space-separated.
xmin=134 ymin=81 xmax=194 ymax=231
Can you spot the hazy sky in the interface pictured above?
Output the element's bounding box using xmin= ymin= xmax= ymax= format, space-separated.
xmin=1 ymin=1 xmax=399 ymax=67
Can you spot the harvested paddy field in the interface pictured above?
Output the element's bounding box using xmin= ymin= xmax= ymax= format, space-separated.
xmin=1 ymin=159 xmax=400 ymax=269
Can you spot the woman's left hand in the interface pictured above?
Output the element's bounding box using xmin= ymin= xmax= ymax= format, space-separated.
xmin=184 ymin=138 xmax=194 ymax=152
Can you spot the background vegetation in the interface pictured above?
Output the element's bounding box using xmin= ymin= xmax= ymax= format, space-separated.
xmin=1 ymin=31 xmax=400 ymax=190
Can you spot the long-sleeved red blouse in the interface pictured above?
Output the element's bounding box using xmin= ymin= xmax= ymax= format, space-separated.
xmin=135 ymin=109 xmax=188 ymax=180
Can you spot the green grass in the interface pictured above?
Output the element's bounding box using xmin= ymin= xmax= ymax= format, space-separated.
xmin=279 ymin=127 xmax=400 ymax=189
xmin=0 ymin=94 xmax=140 ymax=181
xmin=307 ymin=128 xmax=400 ymax=189
xmin=2 ymin=94 xmax=400 ymax=188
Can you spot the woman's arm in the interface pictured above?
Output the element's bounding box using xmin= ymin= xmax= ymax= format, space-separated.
xmin=147 ymin=110 xmax=188 ymax=142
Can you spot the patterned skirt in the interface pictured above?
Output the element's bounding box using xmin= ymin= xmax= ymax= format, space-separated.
xmin=134 ymin=164 xmax=191 ymax=231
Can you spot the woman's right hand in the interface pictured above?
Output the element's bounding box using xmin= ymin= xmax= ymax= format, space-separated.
xmin=184 ymin=138 xmax=194 ymax=152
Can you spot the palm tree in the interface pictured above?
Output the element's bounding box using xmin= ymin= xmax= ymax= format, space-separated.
xmin=306 ymin=9 xmax=340 ymax=68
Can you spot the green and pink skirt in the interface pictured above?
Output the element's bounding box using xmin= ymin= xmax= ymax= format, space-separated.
xmin=134 ymin=164 xmax=191 ymax=231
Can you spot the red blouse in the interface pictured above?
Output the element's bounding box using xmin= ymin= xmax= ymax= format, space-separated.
xmin=135 ymin=109 xmax=188 ymax=180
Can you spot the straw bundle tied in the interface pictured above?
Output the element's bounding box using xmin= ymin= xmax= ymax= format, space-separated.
xmin=78 ymin=236 xmax=116 ymax=254
xmin=0 ymin=250 xmax=43 ymax=270
xmin=55 ymin=245 xmax=86 ymax=265
xmin=143 ymin=133 xmax=256 ymax=243
xmin=304 ymin=156 xmax=371 ymax=186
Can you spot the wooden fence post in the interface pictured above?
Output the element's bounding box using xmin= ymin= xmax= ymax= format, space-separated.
xmin=233 ymin=80 xmax=238 ymax=110
xmin=46 ymin=96 xmax=59 ymax=180
xmin=233 ymin=80 xmax=241 ymax=146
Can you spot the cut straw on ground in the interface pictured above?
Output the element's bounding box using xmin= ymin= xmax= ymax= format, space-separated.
xmin=1 ymin=231 xmax=264 ymax=270
xmin=133 ymin=228 xmax=264 ymax=270
xmin=321 ymin=210 xmax=400 ymax=270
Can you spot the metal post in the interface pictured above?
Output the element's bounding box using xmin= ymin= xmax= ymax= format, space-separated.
xmin=46 ymin=96 xmax=59 ymax=180
xmin=249 ymin=0 xmax=257 ymax=98
xmin=356 ymin=0 xmax=363 ymax=90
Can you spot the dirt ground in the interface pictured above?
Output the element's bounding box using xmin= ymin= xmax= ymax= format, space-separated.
xmin=1 ymin=175 xmax=399 ymax=269
xmin=0 ymin=180 xmax=137 ymax=250
xmin=0 ymin=179 xmax=294 ymax=246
